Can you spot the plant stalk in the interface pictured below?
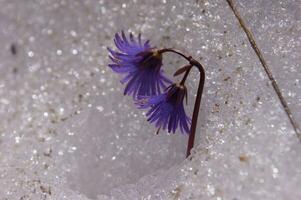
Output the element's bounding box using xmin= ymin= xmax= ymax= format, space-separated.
xmin=186 ymin=58 xmax=205 ymax=158
xmin=159 ymin=48 xmax=205 ymax=158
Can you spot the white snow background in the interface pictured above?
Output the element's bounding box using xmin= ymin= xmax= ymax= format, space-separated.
xmin=0 ymin=0 xmax=300 ymax=199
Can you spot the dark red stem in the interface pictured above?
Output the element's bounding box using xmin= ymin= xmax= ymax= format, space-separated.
xmin=186 ymin=58 xmax=205 ymax=157
xmin=180 ymin=65 xmax=192 ymax=85
xmin=159 ymin=48 xmax=191 ymax=61
xmin=159 ymin=48 xmax=206 ymax=158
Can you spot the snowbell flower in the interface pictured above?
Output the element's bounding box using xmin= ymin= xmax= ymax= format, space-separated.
xmin=107 ymin=31 xmax=171 ymax=99
xmin=137 ymin=84 xmax=191 ymax=134
xmin=107 ymin=30 xmax=206 ymax=157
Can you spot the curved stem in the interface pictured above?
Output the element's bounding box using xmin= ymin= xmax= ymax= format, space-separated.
xmin=159 ymin=48 xmax=192 ymax=61
xmin=159 ymin=48 xmax=205 ymax=158
xmin=186 ymin=59 xmax=205 ymax=158
xmin=180 ymin=65 xmax=192 ymax=85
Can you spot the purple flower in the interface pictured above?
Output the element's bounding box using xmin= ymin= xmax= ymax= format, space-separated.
xmin=137 ymin=84 xmax=191 ymax=134
xmin=108 ymin=31 xmax=171 ymax=99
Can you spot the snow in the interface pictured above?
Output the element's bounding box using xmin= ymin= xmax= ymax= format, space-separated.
xmin=0 ymin=0 xmax=300 ymax=199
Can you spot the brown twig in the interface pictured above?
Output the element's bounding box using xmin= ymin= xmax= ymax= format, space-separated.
xmin=226 ymin=0 xmax=301 ymax=141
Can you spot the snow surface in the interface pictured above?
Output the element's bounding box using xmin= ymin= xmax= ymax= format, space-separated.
xmin=0 ymin=0 xmax=300 ymax=199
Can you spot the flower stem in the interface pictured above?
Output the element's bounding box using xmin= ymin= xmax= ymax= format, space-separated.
xmin=159 ymin=48 xmax=191 ymax=61
xmin=186 ymin=58 xmax=205 ymax=158
xmin=180 ymin=65 xmax=192 ymax=85
xmin=159 ymin=48 xmax=205 ymax=158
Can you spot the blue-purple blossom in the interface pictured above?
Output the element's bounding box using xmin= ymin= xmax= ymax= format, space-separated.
xmin=107 ymin=31 xmax=171 ymax=99
xmin=137 ymin=84 xmax=191 ymax=134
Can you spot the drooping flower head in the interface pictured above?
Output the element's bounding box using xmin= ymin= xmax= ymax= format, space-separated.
xmin=107 ymin=31 xmax=171 ymax=99
xmin=137 ymin=84 xmax=191 ymax=134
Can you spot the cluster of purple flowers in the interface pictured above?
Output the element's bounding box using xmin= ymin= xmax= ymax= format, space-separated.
xmin=108 ymin=31 xmax=191 ymax=134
